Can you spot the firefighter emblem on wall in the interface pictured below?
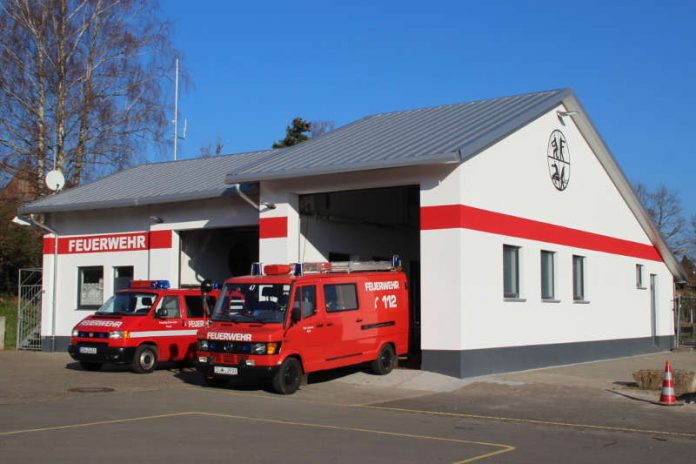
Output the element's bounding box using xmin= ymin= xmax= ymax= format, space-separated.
xmin=547 ymin=130 xmax=570 ymax=191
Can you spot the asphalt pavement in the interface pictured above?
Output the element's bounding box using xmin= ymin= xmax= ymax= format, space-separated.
xmin=0 ymin=349 xmax=695 ymax=463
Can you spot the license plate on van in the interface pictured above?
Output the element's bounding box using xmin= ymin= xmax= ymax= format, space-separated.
xmin=214 ymin=366 xmax=238 ymax=375
xmin=79 ymin=346 xmax=97 ymax=354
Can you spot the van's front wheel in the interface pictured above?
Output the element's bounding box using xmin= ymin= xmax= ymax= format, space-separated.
xmin=272 ymin=357 xmax=302 ymax=394
xmin=132 ymin=344 xmax=157 ymax=374
xmin=371 ymin=344 xmax=396 ymax=375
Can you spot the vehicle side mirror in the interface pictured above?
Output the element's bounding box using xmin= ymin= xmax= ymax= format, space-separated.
xmin=156 ymin=308 xmax=168 ymax=318
xmin=291 ymin=306 xmax=301 ymax=324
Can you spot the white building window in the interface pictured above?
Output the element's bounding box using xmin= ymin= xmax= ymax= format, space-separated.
xmin=503 ymin=245 xmax=520 ymax=299
xmin=114 ymin=266 xmax=133 ymax=292
xmin=78 ymin=266 xmax=103 ymax=309
xmin=636 ymin=264 xmax=645 ymax=289
xmin=572 ymin=255 xmax=586 ymax=302
xmin=541 ymin=251 xmax=555 ymax=300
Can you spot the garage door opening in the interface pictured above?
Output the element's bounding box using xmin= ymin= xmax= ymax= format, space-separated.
xmin=299 ymin=185 xmax=421 ymax=367
xmin=179 ymin=227 xmax=258 ymax=287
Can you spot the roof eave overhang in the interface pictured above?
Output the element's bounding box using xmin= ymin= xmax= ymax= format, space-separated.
xmin=18 ymin=184 xmax=258 ymax=215
xmin=224 ymin=151 xmax=462 ymax=185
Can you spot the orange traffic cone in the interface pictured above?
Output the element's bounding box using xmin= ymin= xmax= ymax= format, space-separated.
xmin=659 ymin=361 xmax=677 ymax=406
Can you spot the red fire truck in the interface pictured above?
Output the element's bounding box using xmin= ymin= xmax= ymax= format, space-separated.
xmin=68 ymin=280 xmax=218 ymax=373
xmin=196 ymin=257 xmax=409 ymax=394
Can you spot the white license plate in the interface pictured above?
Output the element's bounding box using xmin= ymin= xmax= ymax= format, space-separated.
xmin=214 ymin=366 xmax=238 ymax=375
xmin=79 ymin=346 xmax=97 ymax=354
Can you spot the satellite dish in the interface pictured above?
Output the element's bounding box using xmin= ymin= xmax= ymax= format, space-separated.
xmin=45 ymin=170 xmax=65 ymax=192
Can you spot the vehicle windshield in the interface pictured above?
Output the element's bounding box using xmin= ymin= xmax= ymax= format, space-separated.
xmin=212 ymin=283 xmax=291 ymax=323
xmin=95 ymin=292 xmax=157 ymax=316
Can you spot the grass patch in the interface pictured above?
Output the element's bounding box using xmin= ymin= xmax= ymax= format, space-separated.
xmin=0 ymin=294 xmax=17 ymax=350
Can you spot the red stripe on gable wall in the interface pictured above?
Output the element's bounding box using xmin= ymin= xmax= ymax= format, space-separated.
xmin=259 ymin=217 xmax=288 ymax=239
xmin=420 ymin=204 xmax=662 ymax=262
xmin=43 ymin=230 xmax=172 ymax=255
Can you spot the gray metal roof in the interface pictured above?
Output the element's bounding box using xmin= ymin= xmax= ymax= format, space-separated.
xmin=224 ymin=88 xmax=573 ymax=183
xmin=19 ymin=150 xmax=271 ymax=214
xmin=21 ymin=88 xmax=572 ymax=214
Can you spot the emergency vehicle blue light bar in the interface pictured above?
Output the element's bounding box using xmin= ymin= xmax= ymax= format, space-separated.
xmin=392 ymin=255 xmax=402 ymax=269
xmin=129 ymin=280 xmax=170 ymax=289
xmin=250 ymin=262 xmax=262 ymax=276
xmin=292 ymin=263 xmax=302 ymax=276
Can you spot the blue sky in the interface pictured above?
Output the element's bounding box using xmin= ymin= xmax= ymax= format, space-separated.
xmin=160 ymin=0 xmax=696 ymax=215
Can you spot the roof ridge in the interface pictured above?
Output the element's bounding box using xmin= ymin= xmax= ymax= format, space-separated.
xmin=139 ymin=148 xmax=275 ymax=167
xmin=366 ymin=88 xmax=569 ymax=118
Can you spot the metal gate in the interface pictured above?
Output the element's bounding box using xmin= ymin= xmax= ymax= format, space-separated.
xmin=16 ymin=268 xmax=43 ymax=350
xmin=676 ymin=295 xmax=696 ymax=347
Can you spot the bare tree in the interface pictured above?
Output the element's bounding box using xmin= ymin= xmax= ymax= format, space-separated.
xmin=199 ymin=137 xmax=224 ymax=158
xmin=310 ymin=120 xmax=334 ymax=138
xmin=688 ymin=215 xmax=696 ymax=261
xmin=0 ymin=0 xmax=178 ymax=196
xmin=634 ymin=182 xmax=687 ymax=255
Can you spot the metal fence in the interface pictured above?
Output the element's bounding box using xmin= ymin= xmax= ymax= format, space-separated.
xmin=16 ymin=268 xmax=43 ymax=350
xmin=676 ymin=295 xmax=696 ymax=347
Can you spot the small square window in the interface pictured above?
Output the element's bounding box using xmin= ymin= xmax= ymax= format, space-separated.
xmin=636 ymin=264 xmax=645 ymax=288
xmin=78 ymin=266 xmax=103 ymax=309
xmin=113 ymin=266 xmax=133 ymax=292
xmin=503 ymin=245 xmax=520 ymax=299
xmin=325 ymin=284 xmax=359 ymax=312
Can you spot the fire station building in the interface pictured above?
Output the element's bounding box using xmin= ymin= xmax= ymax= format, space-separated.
xmin=19 ymin=88 xmax=686 ymax=378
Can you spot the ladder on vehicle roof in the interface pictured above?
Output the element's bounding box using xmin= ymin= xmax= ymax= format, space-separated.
xmin=301 ymin=255 xmax=402 ymax=274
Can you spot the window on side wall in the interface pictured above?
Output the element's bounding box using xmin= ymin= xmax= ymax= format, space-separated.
xmin=572 ymin=255 xmax=586 ymax=302
xmin=78 ymin=266 xmax=104 ymax=309
xmin=113 ymin=266 xmax=133 ymax=292
xmin=503 ymin=245 xmax=520 ymax=299
xmin=636 ymin=264 xmax=645 ymax=289
xmin=541 ymin=250 xmax=555 ymax=300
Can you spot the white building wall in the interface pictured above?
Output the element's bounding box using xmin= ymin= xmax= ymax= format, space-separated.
xmin=41 ymin=197 xmax=258 ymax=343
xmin=436 ymin=104 xmax=675 ymax=352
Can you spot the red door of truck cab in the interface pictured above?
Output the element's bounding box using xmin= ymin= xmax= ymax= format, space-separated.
xmin=152 ymin=294 xmax=185 ymax=361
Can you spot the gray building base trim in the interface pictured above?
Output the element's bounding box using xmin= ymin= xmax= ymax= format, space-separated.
xmin=422 ymin=336 xmax=674 ymax=378
xmin=41 ymin=336 xmax=71 ymax=353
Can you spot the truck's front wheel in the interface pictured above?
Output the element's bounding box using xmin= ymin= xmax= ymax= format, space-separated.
xmin=272 ymin=357 xmax=302 ymax=394
xmin=132 ymin=345 xmax=157 ymax=374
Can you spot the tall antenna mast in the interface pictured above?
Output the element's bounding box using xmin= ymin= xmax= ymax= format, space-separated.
xmin=172 ymin=58 xmax=187 ymax=161
xmin=173 ymin=58 xmax=179 ymax=161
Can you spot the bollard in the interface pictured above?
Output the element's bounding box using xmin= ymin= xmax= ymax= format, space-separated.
xmin=0 ymin=316 xmax=5 ymax=350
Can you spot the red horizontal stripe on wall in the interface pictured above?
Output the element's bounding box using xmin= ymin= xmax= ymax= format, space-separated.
xmin=421 ymin=204 xmax=662 ymax=262
xmin=259 ymin=217 xmax=288 ymax=239
xmin=42 ymin=230 xmax=173 ymax=255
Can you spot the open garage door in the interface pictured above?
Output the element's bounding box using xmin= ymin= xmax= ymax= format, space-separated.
xmin=179 ymin=227 xmax=258 ymax=286
xmin=299 ymin=185 xmax=421 ymax=366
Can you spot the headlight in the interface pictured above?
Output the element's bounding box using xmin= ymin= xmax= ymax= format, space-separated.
xmin=252 ymin=343 xmax=267 ymax=355
xmin=72 ymin=328 xmax=79 ymax=337
xmin=198 ymin=340 xmax=209 ymax=351
xmin=108 ymin=330 xmax=129 ymax=339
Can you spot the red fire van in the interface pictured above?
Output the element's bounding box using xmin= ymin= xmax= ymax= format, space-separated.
xmin=196 ymin=258 xmax=409 ymax=394
xmin=68 ymin=280 xmax=218 ymax=373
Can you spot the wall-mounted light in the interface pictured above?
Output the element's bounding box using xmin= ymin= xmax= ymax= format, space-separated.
xmin=557 ymin=110 xmax=578 ymax=118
